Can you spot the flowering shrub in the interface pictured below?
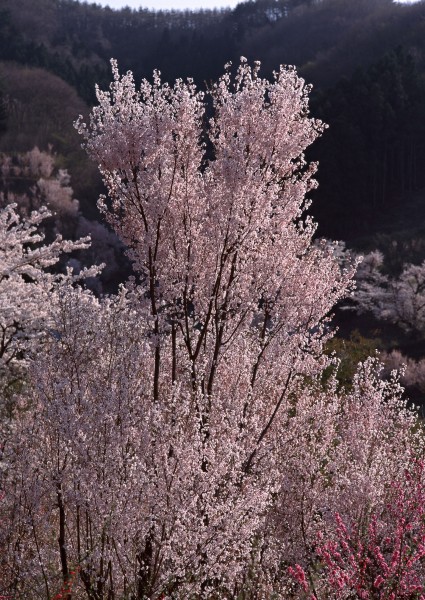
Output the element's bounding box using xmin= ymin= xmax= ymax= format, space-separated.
xmin=290 ymin=459 xmax=425 ymax=599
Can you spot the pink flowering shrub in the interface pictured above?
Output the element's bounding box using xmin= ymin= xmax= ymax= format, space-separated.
xmin=290 ymin=459 xmax=425 ymax=599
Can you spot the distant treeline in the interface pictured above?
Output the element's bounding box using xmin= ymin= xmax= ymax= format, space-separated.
xmin=1 ymin=0 xmax=425 ymax=244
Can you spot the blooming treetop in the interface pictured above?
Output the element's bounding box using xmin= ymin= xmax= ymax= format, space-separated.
xmin=76 ymin=59 xmax=355 ymax=401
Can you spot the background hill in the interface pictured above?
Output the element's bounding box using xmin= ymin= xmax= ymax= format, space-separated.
xmin=1 ymin=0 xmax=425 ymax=244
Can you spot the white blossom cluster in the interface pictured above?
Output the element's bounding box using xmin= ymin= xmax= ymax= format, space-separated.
xmin=354 ymin=250 xmax=425 ymax=336
xmin=0 ymin=203 xmax=91 ymax=389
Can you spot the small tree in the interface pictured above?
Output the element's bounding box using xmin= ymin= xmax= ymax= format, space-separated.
xmin=290 ymin=459 xmax=425 ymax=600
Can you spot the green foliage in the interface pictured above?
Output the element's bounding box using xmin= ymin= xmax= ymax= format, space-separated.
xmin=324 ymin=331 xmax=382 ymax=390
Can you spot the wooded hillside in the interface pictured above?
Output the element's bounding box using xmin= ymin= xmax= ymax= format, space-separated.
xmin=1 ymin=0 xmax=425 ymax=244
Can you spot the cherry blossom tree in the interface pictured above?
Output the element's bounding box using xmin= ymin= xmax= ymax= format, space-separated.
xmin=0 ymin=203 xmax=91 ymax=399
xmin=354 ymin=251 xmax=425 ymax=337
xmin=0 ymin=147 xmax=128 ymax=293
xmin=0 ymin=147 xmax=79 ymax=235
xmin=76 ymin=57 xmax=354 ymax=405
xmin=1 ymin=59 xmax=423 ymax=599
